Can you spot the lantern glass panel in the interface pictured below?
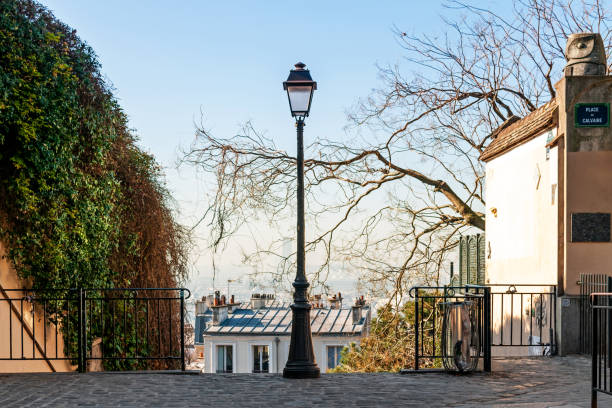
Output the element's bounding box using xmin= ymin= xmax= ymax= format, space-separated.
xmin=287 ymin=86 xmax=312 ymax=115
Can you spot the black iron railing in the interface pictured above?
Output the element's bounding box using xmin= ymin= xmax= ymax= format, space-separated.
xmin=0 ymin=287 xmax=190 ymax=372
xmin=580 ymin=274 xmax=611 ymax=355
xmin=590 ymin=292 xmax=612 ymax=407
xmin=410 ymin=285 xmax=491 ymax=372
xmin=487 ymin=284 xmax=557 ymax=354
xmin=409 ymin=283 xmax=557 ymax=373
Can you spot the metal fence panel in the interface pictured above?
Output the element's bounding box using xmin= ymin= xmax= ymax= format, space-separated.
xmin=487 ymin=285 xmax=557 ymax=354
xmin=590 ymin=292 xmax=612 ymax=407
xmin=579 ymin=274 xmax=611 ymax=355
xmin=410 ymin=285 xmax=491 ymax=372
xmin=0 ymin=287 xmax=190 ymax=372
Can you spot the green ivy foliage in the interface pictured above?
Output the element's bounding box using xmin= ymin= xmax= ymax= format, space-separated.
xmin=0 ymin=1 xmax=188 ymax=292
xmin=0 ymin=1 xmax=121 ymax=288
xmin=0 ymin=1 xmax=188 ymax=371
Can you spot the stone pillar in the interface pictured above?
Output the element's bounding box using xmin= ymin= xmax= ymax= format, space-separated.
xmin=556 ymin=295 xmax=581 ymax=355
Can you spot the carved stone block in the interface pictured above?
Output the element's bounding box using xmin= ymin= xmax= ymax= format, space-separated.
xmin=564 ymin=33 xmax=607 ymax=76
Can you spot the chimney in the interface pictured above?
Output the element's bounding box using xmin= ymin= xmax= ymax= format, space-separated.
xmin=251 ymin=293 xmax=274 ymax=309
xmin=195 ymin=296 xmax=209 ymax=315
xmin=328 ymin=292 xmax=343 ymax=309
xmin=352 ymin=296 xmax=366 ymax=324
xmin=212 ymin=304 xmax=229 ymax=325
xmin=228 ymin=295 xmax=241 ymax=313
xmin=351 ymin=305 xmax=362 ymax=324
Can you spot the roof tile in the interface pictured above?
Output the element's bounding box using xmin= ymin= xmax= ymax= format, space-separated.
xmin=480 ymin=99 xmax=558 ymax=162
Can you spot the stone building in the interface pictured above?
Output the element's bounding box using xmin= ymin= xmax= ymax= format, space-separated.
xmin=481 ymin=33 xmax=611 ymax=354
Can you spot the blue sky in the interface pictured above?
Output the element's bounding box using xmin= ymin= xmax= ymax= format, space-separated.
xmin=41 ymin=1 xmax=507 ymax=294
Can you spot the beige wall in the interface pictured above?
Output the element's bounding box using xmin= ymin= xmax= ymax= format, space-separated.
xmin=564 ymin=151 xmax=612 ymax=294
xmin=557 ymin=76 xmax=612 ymax=295
xmin=485 ymin=130 xmax=558 ymax=286
xmin=0 ymin=242 xmax=74 ymax=372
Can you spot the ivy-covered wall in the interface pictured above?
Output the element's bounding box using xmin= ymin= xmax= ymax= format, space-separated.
xmin=0 ymin=0 xmax=188 ymax=290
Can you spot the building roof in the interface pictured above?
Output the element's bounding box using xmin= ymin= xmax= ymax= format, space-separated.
xmin=480 ymin=99 xmax=558 ymax=162
xmin=202 ymin=301 xmax=370 ymax=337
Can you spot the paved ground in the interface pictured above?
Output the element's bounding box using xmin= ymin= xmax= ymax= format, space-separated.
xmin=0 ymin=356 xmax=602 ymax=407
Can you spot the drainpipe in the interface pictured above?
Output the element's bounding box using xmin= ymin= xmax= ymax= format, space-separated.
xmin=274 ymin=336 xmax=280 ymax=373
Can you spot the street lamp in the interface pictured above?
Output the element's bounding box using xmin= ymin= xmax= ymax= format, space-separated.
xmin=282 ymin=62 xmax=320 ymax=379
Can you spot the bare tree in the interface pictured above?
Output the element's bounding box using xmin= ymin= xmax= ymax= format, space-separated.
xmin=181 ymin=0 xmax=611 ymax=305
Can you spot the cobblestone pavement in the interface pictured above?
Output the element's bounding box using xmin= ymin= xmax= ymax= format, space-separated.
xmin=0 ymin=356 xmax=601 ymax=407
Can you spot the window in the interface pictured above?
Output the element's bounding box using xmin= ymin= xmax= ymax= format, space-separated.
xmin=252 ymin=345 xmax=269 ymax=373
xmin=216 ymin=345 xmax=233 ymax=373
xmin=327 ymin=345 xmax=344 ymax=371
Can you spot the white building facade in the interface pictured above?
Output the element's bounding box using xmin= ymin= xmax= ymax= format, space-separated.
xmin=201 ymin=298 xmax=370 ymax=374
xmin=480 ymin=42 xmax=612 ymax=354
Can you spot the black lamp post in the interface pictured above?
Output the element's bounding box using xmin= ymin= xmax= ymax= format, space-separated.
xmin=282 ymin=62 xmax=320 ymax=379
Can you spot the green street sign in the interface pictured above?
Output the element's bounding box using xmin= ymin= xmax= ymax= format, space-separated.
xmin=575 ymin=103 xmax=610 ymax=128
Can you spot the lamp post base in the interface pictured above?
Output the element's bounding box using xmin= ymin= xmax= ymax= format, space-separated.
xmin=283 ymin=363 xmax=321 ymax=379
xmin=282 ymin=301 xmax=320 ymax=379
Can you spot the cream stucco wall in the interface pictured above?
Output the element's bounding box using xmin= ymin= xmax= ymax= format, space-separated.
xmin=485 ymin=133 xmax=559 ymax=356
xmin=202 ymin=334 xmax=361 ymax=374
xmin=485 ymin=130 xmax=559 ymax=286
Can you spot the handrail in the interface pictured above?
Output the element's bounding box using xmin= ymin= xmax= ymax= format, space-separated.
xmin=485 ymin=283 xmax=557 ymax=286
xmin=590 ymin=292 xmax=612 ymax=307
xmin=1 ymin=287 xmax=192 ymax=299
xmin=409 ymin=284 xmax=486 ymax=298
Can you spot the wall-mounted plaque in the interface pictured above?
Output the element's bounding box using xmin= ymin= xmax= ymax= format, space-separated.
xmin=571 ymin=213 xmax=611 ymax=242
xmin=575 ymin=103 xmax=610 ymax=127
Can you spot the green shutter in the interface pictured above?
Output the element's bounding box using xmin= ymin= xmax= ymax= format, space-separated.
xmin=457 ymin=233 xmax=485 ymax=285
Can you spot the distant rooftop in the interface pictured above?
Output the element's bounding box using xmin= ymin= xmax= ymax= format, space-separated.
xmin=203 ymin=300 xmax=370 ymax=337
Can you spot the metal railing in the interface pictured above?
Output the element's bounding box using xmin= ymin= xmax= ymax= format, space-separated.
xmin=580 ymin=274 xmax=611 ymax=355
xmin=590 ymin=292 xmax=612 ymax=407
xmin=0 ymin=287 xmax=190 ymax=372
xmin=410 ymin=285 xmax=491 ymax=372
xmin=409 ymin=283 xmax=557 ymax=373
xmin=487 ymin=284 xmax=557 ymax=354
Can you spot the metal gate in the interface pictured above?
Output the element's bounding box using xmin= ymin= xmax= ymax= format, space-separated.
xmin=0 ymin=287 xmax=190 ymax=372
xmin=410 ymin=285 xmax=491 ymax=371
xmin=410 ymin=283 xmax=557 ymax=371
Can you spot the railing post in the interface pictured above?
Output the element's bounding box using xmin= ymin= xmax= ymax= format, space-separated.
xmin=608 ymin=278 xmax=612 ymax=386
xmin=483 ymin=286 xmax=492 ymax=373
xmin=180 ymin=289 xmax=185 ymax=372
xmin=552 ymin=286 xmax=557 ymax=355
xmin=414 ymin=289 xmax=419 ymax=371
xmin=592 ymin=294 xmax=598 ymax=408
xmin=77 ymin=287 xmax=85 ymax=373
